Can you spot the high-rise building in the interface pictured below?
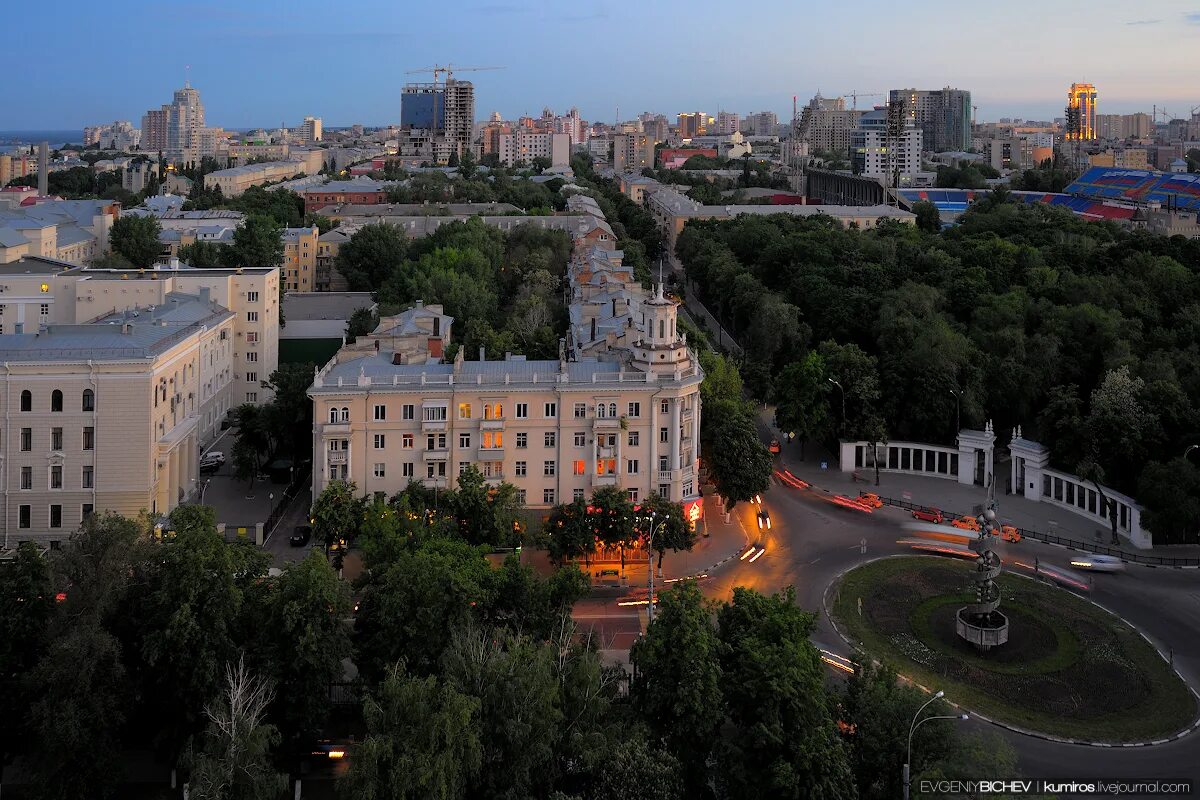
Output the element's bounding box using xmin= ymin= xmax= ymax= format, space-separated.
xmin=141 ymin=108 xmax=168 ymax=153
xmin=716 ymin=111 xmax=740 ymax=135
xmin=798 ymin=95 xmax=862 ymax=155
xmin=400 ymin=79 xmax=475 ymax=159
xmin=300 ymin=116 xmax=323 ymax=144
xmin=613 ymin=132 xmax=655 ymax=174
xmin=745 ymin=111 xmax=779 ymax=136
xmin=1066 ymin=83 xmax=1098 ymax=141
xmin=142 ymin=83 xmax=207 ymax=164
xmin=677 ymin=112 xmax=707 ymax=140
xmin=851 ymin=107 xmax=922 ymax=187
xmin=888 ymin=88 xmax=972 ymax=152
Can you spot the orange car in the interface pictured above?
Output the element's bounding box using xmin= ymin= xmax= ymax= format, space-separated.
xmin=768 ymin=439 xmax=781 ymax=454
xmin=857 ymin=492 xmax=884 ymax=509
xmin=998 ymin=524 xmax=1022 ymax=543
xmin=950 ymin=515 xmax=980 ymax=532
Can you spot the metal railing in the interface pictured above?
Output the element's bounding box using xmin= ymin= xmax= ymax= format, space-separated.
xmin=876 ymin=495 xmax=1200 ymax=567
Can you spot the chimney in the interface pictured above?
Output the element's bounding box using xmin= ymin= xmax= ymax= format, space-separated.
xmin=478 ymin=346 xmax=485 ymax=361
xmin=37 ymin=142 xmax=48 ymax=196
xmin=590 ymin=318 xmax=596 ymax=341
xmin=198 ymin=286 xmax=211 ymax=304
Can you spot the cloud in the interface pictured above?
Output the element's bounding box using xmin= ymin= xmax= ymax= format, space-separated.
xmin=1187 ymin=12 xmax=1200 ymax=23
xmin=1125 ymin=18 xmax=1160 ymax=25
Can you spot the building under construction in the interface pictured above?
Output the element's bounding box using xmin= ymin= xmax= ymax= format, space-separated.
xmin=400 ymin=77 xmax=476 ymax=162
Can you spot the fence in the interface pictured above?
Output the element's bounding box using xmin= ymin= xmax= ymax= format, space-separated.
xmin=876 ymin=495 xmax=1200 ymax=568
xmin=264 ymin=463 xmax=313 ymax=537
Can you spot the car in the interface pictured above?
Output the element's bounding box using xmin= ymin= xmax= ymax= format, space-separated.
xmin=289 ymin=526 xmax=312 ymax=547
xmin=203 ymin=451 xmax=226 ymax=465
xmin=911 ymin=507 xmax=944 ymax=524
xmin=756 ymin=509 xmax=772 ymax=529
xmin=998 ymin=524 xmax=1022 ymax=543
xmin=950 ymin=515 xmax=980 ymax=532
xmin=768 ymin=439 xmax=781 ymax=454
xmin=857 ymin=492 xmax=883 ymax=509
xmin=753 ymin=494 xmax=763 ymax=505
xmin=1069 ymin=554 xmax=1125 ymax=573
xmin=199 ymin=457 xmax=222 ymax=475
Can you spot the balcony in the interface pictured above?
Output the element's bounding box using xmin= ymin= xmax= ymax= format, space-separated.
xmin=593 ymin=417 xmax=621 ymax=431
xmin=598 ymin=445 xmax=617 ymax=458
xmin=424 ymin=448 xmax=449 ymax=461
xmin=328 ymin=451 xmax=348 ymax=465
xmin=421 ymin=418 xmax=447 ymax=432
xmin=323 ymin=422 xmax=351 ymax=435
xmin=592 ymin=473 xmax=618 ymax=486
xmin=477 ymin=447 xmax=504 ymax=461
xmin=657 ymin=469 xmax=674 ymax=482
xmin=480 ymin=418 xmax=505 ymax=431
xmin=682 ymin=407 xmax=694 ymax=422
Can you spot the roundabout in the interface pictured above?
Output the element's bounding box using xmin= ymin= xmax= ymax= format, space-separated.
xmin=829 ymin=556 xmax=1198 ymax=743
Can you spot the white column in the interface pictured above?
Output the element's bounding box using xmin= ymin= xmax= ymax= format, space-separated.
xmin=691 ymin=396 xmax=700 ymax=467
xmin=649 ymin=401 xmax=658 ymax=485
xmin=669 ymin=399 xmax=680 ymax=471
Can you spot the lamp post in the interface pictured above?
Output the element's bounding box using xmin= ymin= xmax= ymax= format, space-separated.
xmin=192 ymin=478 xmax=210 ymax=504
xmin=642 ymin=512 xmax=670 ymax=624
xmin=904 ymin=690 xmax=969 ymax=800
xmin=949 ymin=388 xmax=962 ymax=436
xmin=828 ymin=378 xmax=845 ymax=437
xmin=1185 ymin=444 xmax=1199 ymax=461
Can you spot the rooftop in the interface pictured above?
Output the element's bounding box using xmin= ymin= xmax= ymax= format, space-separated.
xmin=281 ymin=292 xmax=376 ymax=321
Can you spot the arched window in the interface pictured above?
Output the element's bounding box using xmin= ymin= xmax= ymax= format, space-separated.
xmin=82 ymin=389 xmax=95 ymax=411
xmin=339 ymin=407 xmax=350 ymax=422
xmin=609 ymin=403 xmax=617 ymax=417
xmin=329 ymin=408 xmax=339 ymax=424
xmin=659 ymin=319 xmax=665 ymax=339
xmin=597 ymin=404 xmax=606 ymax=418
xmin=20 ymin=390 xmax=31 ymax=412
xmin=51 ymin=390 xmax=63 ymax=412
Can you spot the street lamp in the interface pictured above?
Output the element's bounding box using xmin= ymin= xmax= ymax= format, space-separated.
xmin=192 ymin=478 xmax=210 ymax=504
xmin=949 ymin=388 xmax=962 ymax=435
xmin=1185 ymin=444 xmax=1199 ymax=461
xmin=828 ymin=378 xmax=845 ymax=437
xmin=642 ymin=511 xmax=670 ymax=624
xmin=904 ymin=690 xmax=969 ymax=800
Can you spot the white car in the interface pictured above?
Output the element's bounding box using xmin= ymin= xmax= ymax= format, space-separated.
xmin=1069 ymin=554 xmax=1125 ymax=573
xmin=204 ymin=451 xmax=226 ymax=464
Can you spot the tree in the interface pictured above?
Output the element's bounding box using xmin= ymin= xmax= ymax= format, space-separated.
xmin=588 ymin=485 xmax=637 ymax=569
xmin=312 ymin=480 xmax=366 ymax=550
xmin=222 ymin=214 xmax=283 ymax=269
xmin=912 ymin=201 xmax=940 ymax=233
xmin=346 ymin=306 xmax=380 ymax=343
xmin=1139 ymin=458 xmax=1200 ymax=544
xmin=232 ymin=436 xmax=261 ymax=489
xmin=266 ymin=552 xmax=352 ymax=749
xmin=179 ymin=240 xmax=225 ymax=268
xmin=110 ymin=214 xmax=163 ymax=268
xmin=344 ymin=663 xmax=481 ymax=800
xmin=188 ymin=657 xmax=288 ymax=800
xmin=589 ymin=734 xmax=684 ymax=800
xmin=715 ymin=587 xmax=855 ymax=799
xmin=837 ymin=660 xmax=952 ymax=799
xmin=704 ymin=401 xmax=772 ymax=510
xmin=772 ymin=351 xmax=830 ymax=459
xmin=633 ymin=494 xmax=694 ymax=571
xmin=458 ymin=149 xmax=478 ymax=181
xmin=448 ymin=465 xmax=524 ymax=547
xmin=261 ymin=361 xmax=318 ymax=462
xmin=0 ymin=543 xmax=55 ymax=774
xmin=335 ymin=223 xmax=409 ymax=291
xmin=629 ymin=581 xmax=722 ymax=795
xmin=482 ymin=555 xmax=589 ymax=641
xmin=544 ymin=499 xmax=597 ymax=566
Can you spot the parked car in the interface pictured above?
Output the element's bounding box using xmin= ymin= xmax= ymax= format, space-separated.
xmin=911 ymin=507 xmax=944 ymax=524
xmin=1069 ymin=554 xmax=1125 ymax=573
xmin=856 ymin=492 xmax=884 ymax=509
xmin=199 ymin=457 xmax=222 ymax=475
xmin=203 ymin=451 xmax=226 ymax=465
xmin=756 ymin=509 xmax=772 ymax=530
xmin=289 ymin=526 xmax=312 ymax=547
xmin=950 ymin=515 xmax=980 ymax=532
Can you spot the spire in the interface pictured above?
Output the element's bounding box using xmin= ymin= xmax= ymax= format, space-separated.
xmin=655 ymin=260 xmax=665 ymax=301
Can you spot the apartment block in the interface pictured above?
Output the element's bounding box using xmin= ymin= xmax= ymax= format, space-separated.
xmin=888 ymin=88 xmax=972 ymax=152
xmin=613 ymin=133 xmax=655 ymax=174
xmin=496 ymin=132 xmax=570 ymax=167
xmin=281 ymin=225 xmax=319 ymax=292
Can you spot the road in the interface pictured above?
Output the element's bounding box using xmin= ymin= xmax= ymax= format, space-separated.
xmin=585 ymin=466 xmax=1200 ymax=789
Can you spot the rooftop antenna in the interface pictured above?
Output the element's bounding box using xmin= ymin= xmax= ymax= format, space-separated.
xmin=185 ymin=64 xmax=190 ymax=89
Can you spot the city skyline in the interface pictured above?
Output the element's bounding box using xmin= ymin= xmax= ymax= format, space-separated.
xmin=4 ymin=0 xmax=1199 ymax=130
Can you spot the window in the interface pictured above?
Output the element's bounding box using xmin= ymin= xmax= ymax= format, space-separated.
xmin=458 ymin=403 xmax=472 ymax=419
xmin=574 ymin=402 xmax=587 ymax=418
xmin=544 ymin=460 xmax=556 ymax=476
xmin=20 ymin=466 xmax=31 ymax=490
xmin=543 ymin=488 xmax=556 ymax=505
xmin=51 ymin=428 xmax=63 ymax=451
xmin=658 ymin=484 xmax=670 ymax=498
xmin=246 ymin=392 xmax=257 ymax=402
xmin=544 ymin=431 xmax=556 ymax=448
xmin=247 ymin=311 xmax=258 ymax=322
xmin=18 ymin=505 xmax=30 ymax=529
xmin=403 ymin=404 xmax=415 ymax=420
xmin=374 ymin=434 xmax=386 ymax=449
xmin=20 ymin=428 xmax=31 ymax=451
xmin=374 ymin=463 xmax=386 ymax=478
xmin=661 ymin=400 xmax=669 ymax=414
xmin=515 ymin=403 xmax=528 ymax=419
xmin=627 ymin=459 xmax=640 ymax=474
xmin=659 ymin=427 xmax=669 ymax=443
xmin=515 ymin=461 xmax=527 ymax=477
xmin=402 ymin=433 xmax=414 ymax=448
xmin=50 ymin=466 xmax=62 ymax=490
xmin=246 ymin=332 xmax=258 ymax=343
xmin=459 ymin=433 xmax=472 ymax=449
xmin=608 ymin=403 xmax=617 ymax=417
xmin=402 ymin=462 xmax=414 ymax=478
xmin=247 ymin=291 xmax=259 ymax=302
xmin=482 ymin=431 xmax=502 ymax=449
xmin=246 ymin=372 xmax=257 ymax=383
xmin=573 ymin=488 xmax=585 ymax=501
xmin=82 ymin=389 xmax=95 ymax=411
xmin=458 ymin=462 xmax=470 ymax=475
xmin=596 ymin=459 xmax=616 ymax=475
xmin=628 ymin=431 xmax=639 ymax=447
xmin=517 ymin=489 xmax=527 ymax=505
xmin=84 ymin=427 xmax=94 ymax=450
xmin=373 ymin=404 xmax=386 ymax=421
xmin=574 ymin=431 xmax=586 ymax=447
xmin=544 ymin=402 xmax=557 ymax=418
xmin=423 ymin=406 xmax=447 ymax=422
xmin=51 ymin=390 xmax=63 ymax=412
xmin=628 ymin=402 xmax=641 ymax=417
xmin=628 ymin=489 xmax=639 ymax=502
xmin=329 ymin=408 xmax=339 ymax=423
xmin=516 ymin=432 xmax=528 ymax=448
xmin=82 ymin=466 xmax=94 ymax=489
xmin=483 ymin=403 xmax=503 ymax=420
xmin=596 ymin=403 xmax=606 ymax=418
xmin=659 ymin=455 xmax=669 ymax=471
xmin=19 ymin=390 xmax=31 ymax=412
xmin=340 ymin=407 xmax=350 ymax=422
xmin=40 ymin=303 xmax=49 ymax=318
xmin=573 ymin=460 xmax=586 ymax=475
xmin=82 ymin=503 xmax=94 ymax=520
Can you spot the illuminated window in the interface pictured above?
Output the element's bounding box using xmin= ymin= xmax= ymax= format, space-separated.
xmin=458 ymin=403 xmax=472 ymax=419
xmin=573 ymin=460 xmax=585 ymax=475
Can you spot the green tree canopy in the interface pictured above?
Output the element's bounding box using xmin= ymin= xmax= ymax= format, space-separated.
xmin=109 ymin=214 xmax=163 ymax=268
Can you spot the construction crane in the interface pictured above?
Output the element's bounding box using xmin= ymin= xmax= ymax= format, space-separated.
xmin=841 ymin=91 xmax=884 ymax=110
xmin=404 ymin=64 xmax=505 ymax=85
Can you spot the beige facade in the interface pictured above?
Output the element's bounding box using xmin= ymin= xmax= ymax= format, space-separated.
xmin=228 ymin=142 xmax=291 ymax=164
xmin=0 ymin=291 xmax=236 ymax=547
xmin=282 ymin=225 xmax=319 ymax=292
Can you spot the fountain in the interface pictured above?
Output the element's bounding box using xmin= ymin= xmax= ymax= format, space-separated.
xmin=956 ymin=507 xmax=1009 ymax=650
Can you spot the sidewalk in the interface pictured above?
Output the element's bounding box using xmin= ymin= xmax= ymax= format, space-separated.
xmin=761 ymin=417 xmax=1200 ymax=561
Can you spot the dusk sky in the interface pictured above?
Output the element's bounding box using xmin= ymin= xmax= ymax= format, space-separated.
xmin=5 ymin=0 xmax=1200 ymax=130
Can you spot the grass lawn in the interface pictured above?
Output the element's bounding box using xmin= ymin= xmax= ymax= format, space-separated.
xmin=831 ymin=556 xmax=1196 ymax=742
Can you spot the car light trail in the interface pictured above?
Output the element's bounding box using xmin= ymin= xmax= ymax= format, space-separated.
xmin=748 ymin=548 xmax=765 ymax=563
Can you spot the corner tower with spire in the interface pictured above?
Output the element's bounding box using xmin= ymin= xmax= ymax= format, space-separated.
xmin=632 ymin=268 xmax=689 ymax=375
